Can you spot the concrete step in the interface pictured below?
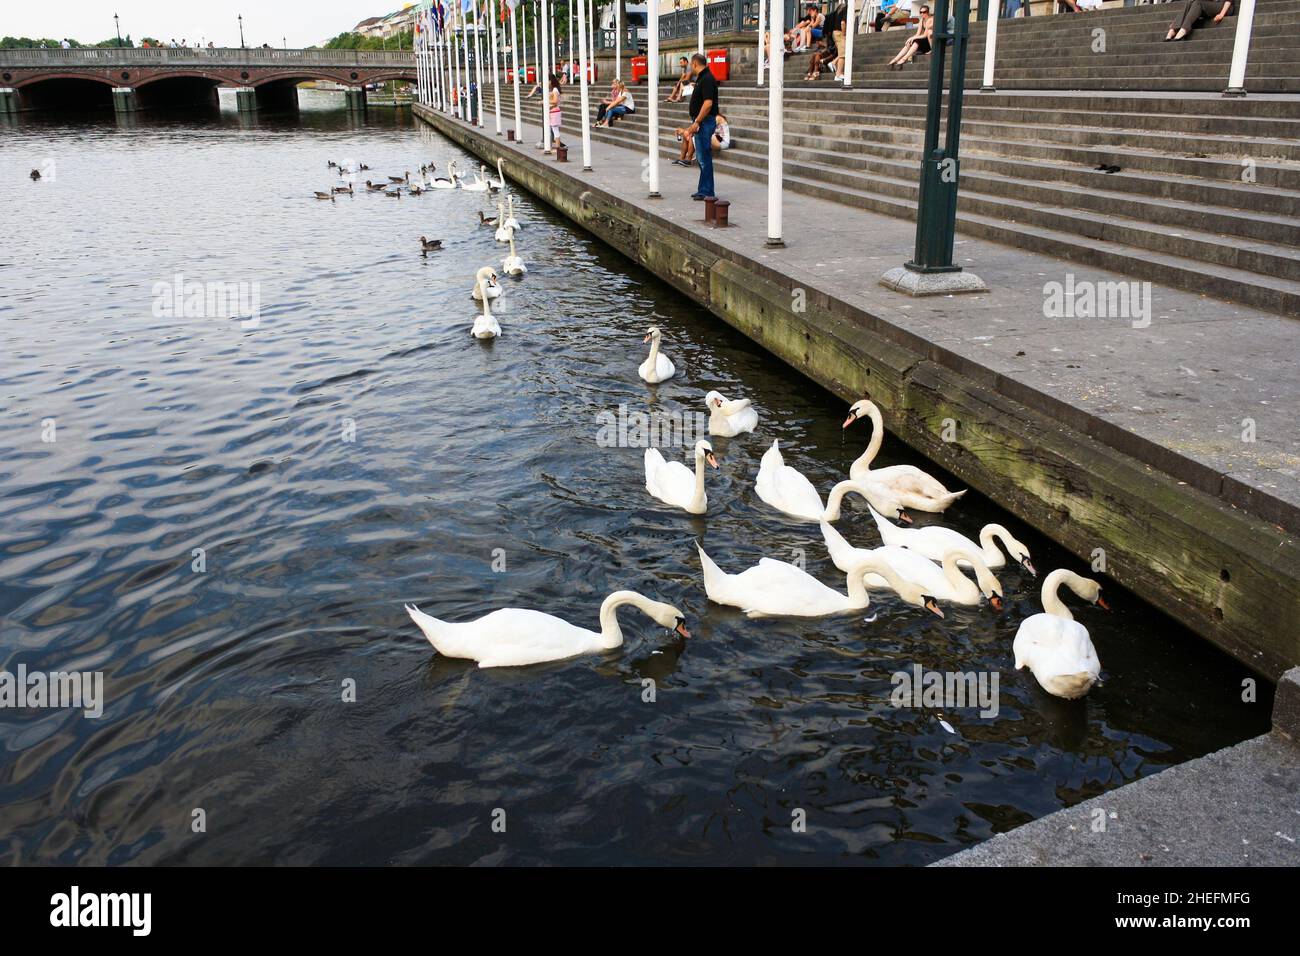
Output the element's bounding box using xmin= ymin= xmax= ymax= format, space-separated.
xmin=590 ymin=115 xmax=1300 ymax=282
xmin=582 ymin=122 xmax=1300 ymax=316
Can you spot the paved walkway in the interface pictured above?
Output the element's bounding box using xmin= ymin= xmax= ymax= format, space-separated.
xmin=936 ymin=731 xmax=1300 ymax=866
xmin=441 ymin=100 xmax=1299 ymax=531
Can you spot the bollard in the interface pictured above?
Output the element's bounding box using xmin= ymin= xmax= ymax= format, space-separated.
xmin=714 ymin=200 xmax=730 ymax=228
xmin=556 ymin=144 xmax=568 ymax=162
xmin=507 ymin=129 xmax=515 ymax=141
xmin=704 ymin=197 xmax=717 ymax=223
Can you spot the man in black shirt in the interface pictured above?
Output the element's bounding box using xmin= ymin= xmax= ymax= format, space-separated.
xmin=685 ymin=53 xmax=720 ymax=200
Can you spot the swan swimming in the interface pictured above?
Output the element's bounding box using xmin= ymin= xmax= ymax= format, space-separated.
xmin=696 ymin=543 xmax=943 ymax=619
xmin=754 ymin=439 xmax=824 ymax=521
xmin=705 ymin=390 xmax=759 ymax=437
xmin=820 ymin=521 xmax=1003 ymax=609
xmin=638 ymin=326 xmax=676 ymax=383
xmin=470 ymin=265 xmax=501 ymax=301
xmin=1013 ymin=569 xmax=1107 ymax=698
xmin=843 ymin=398 xmax=966 ymax=512
xmin=870 ymin=507 xmax=1035 ymax=575
xmin=405 ymin=591 xmax=689 ymax=668
xmin=645 ymin=439 xmax=719 ymax=514
xmin=822 ymin=479 xmax=913 ymax=525
xmin=502 ymin=233 xmax=526 ymax=276
xmin=471 ymin=271 xmax=501 ymax=338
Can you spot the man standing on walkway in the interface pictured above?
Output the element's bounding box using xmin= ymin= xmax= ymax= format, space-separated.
xmin=684 ymin=53 xmax=719 ymax=202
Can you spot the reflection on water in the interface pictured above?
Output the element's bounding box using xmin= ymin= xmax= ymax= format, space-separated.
xmin=0 ymin=94 xmax=1269 ymax=865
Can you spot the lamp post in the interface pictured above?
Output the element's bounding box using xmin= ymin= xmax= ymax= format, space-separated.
xmin=880 ymin=0 xmax=986 ymax=295
xmin=114 ymin=13 xmax=122 ymax=48
xmin=238 ymin=15 xmax=245 ymax=49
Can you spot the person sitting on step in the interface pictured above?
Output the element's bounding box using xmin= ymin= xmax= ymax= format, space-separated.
xmin=672 ymin=114 xmax=730 ymax=166
xmin=796 ymin=3 xmax=826 ymax=52
xmin=1165 ymin=0 xmax=1235 ymax=41
xmin=886 ymin=5 xmax=933 ymax=70
xmin=806 ymin=2 xmax=847 ymax=80
xmin=597 ymin=81 xmax=635 ymax=127
xmin=595 ymin=77 xmax=620 ymax=124
xmin=666 ymin=57 xmax=692 ymax=102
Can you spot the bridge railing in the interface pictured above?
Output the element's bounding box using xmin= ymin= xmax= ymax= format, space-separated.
xmin=0 ymin=47 xmax=415 ymax=67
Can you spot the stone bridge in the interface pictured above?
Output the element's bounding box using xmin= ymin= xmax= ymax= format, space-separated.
xmin=0 ymin=47 xmax=417 ymax=113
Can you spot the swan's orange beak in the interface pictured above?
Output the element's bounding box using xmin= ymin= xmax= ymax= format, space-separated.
xmin=1096 ymin=596 xmax=1110 ymax=611
xmin=924 ymin=597 xmax=945 ymax=619
xmin=842 ymin=412 xmax=857 ymax=428
xmin=1020 ymin=557 xmax=1037 ymax=578
xmin=643 ymin=333 xmax=653 ymax=343
xmin=675 ymin=622 xmax=691 ymax=638
xmin=897 ymin=509 xmax=913 ymax=525
xmin=988 ymin=593 xmax=1003 ymax=612
xmin=706 ymin=453 xmax=719 ymax=468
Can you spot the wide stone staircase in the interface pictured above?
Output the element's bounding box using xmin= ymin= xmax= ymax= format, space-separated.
xmin=751 ymin=0 xmax=1300 ymax=93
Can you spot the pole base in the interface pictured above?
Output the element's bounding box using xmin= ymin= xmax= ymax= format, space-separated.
xmin=582 ymin=166 xmax=592 ymax=171
xmin=648 ymin=191 xmax=661 ymax=198
xmin=1223 ymin=86 xmax=1247 ymax=97
xmin=880 ymin=265 xmax=987 ymax=296
xmin=980 ymin=84 xmax=996 ymax=92
xmin=765 ymin=237 xmax=786 ymax=248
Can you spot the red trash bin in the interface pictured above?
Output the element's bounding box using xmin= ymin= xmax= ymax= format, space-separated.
xmin=523 ymin=66 xmax=537 ymax=84
xmin=631 ymin=55 xmax=647 ymax=84
xmin=707 ymin=48 xmax=729 ymax=82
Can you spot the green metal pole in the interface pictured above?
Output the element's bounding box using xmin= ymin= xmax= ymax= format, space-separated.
xmin=905 ymin=0 xmax=972 ymax=275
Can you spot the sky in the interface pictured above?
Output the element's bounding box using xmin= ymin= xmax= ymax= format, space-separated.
xmin=1 ymin=1 xmax=415 ymax=48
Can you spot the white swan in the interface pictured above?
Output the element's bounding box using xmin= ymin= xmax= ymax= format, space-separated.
xmin=870 ymin=506 xmax=1036 ymax=575
xmin=843 ymin=399 xmax=966 ymax=512
xmin=696 ymin=543 xmax=943 ymax=619
xmin=493 ymin=203 xmax=514 ymax=243
xmin=754 ymin=439 xmax=825 ymax=521
xmin=470 ymin=265 xmax=501 ymax=301
xmin=471 ymin=273 xmax=501 ymax=338
xmin=502 ymin=233 xmax=526 ymax=276
xmin=1013 ymin=569 xmax=1107 ymax=699
xmin=638 ymin=326 xmax=675 ymax=383
xmin=430 ymin=161 xmax=459 ymax=189
xmin=644 ymin=439 xmax=718 ymax=514
xmin=405 ymin=590 xmax=689 ymax=668
xmin=820 ymin=521 xmax=1003 ymax=609
xmin=705 ymin=390 xmax=759 ymax=437
xmin=485 ymin=156 xmax=505 ymax=190
xmin=461 ymin=163 xmax=491 ymax=192
xmin=503 ymin=194 xmax=522 ymax=232
xmin=822 ymin=479 xmax=913 ymax=525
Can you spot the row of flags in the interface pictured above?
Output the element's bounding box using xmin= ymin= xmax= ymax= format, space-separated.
xmin=413 ymin=0 xmax=523 ymax=49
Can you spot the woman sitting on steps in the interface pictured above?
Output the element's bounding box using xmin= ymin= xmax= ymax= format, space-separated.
xmin=886 ymin=5 xmax=933 ymax=70
xmin=1165 ymin=0 xmax=1235 ymax=41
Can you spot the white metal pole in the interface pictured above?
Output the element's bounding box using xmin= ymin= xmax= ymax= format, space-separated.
xmin=577 ymin=0 xmax=592 ymax=168
xmin=981 ymin=0 xmax=998 ymax=91
xmin=511 ymin=6 xmax=523 ymax=137
xmin=473 ymin=1 xmax=486 ymax=126
xmin=767 ymin=0 xmax=783 ymax=245
xmin=489 ymin=0 xmax=503 ymax=132
xmin=757 ymin=0 xmax=766 ymax=87
xmin=698 ymin=0 xmax=705 ymax=55
xmin=589 ymin=0 xmax=595 ymax=73
xmin=535 ymin=2 xmax=546 ymax=147
xmin=542 ymin=0 xmax=553 ymax=150
xmin=463 ymin=9 xmax=473 ymax=120
xmin=647 ymin=0 xmax=660 ymax=197
xmin=569 ymin=1 xmax=575 ymax=77
xmin=843 ymin=0 xmax=855 ymax=87
xmin=615 ymin=1 xmax=621 ymax=79
xmin=1225 ymin=0 xmax=1256 ymax=95
xmin=454 ymin=16 xmax=464 ymax=118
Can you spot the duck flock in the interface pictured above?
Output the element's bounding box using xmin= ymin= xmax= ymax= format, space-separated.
xmin=337 ymin=150 xmax=1110 ymax=702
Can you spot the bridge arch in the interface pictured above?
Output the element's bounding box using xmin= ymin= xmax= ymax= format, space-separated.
xmin=12 ymin=75 xmax=115 ymax=111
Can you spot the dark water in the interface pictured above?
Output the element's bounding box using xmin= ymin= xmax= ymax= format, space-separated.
xmin=0 ymin=92 xmax=1269 ymax=865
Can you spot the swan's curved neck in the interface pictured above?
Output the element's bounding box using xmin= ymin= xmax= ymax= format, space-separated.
xmin=1041 ymin=569 xmax=1077 ymax=620
xmin=690 ymin=447 xmax=708 ymax=510
xmin=851 ymin=403 xmax=885 ymax=474
xmin=979 ymin=524 xmax=1014 ymax=562
xmin=597 ymin=590 xmax=653 ymax=648
xmin=647 ymin=334 xmax=661 ymax=365
xmin=847 ymin=555 xmax=906 ymax=607
xmin=940 ymin=550 xmax=980 ymax=601
xmin=508 ymin=234 xmax=518 ymax=257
